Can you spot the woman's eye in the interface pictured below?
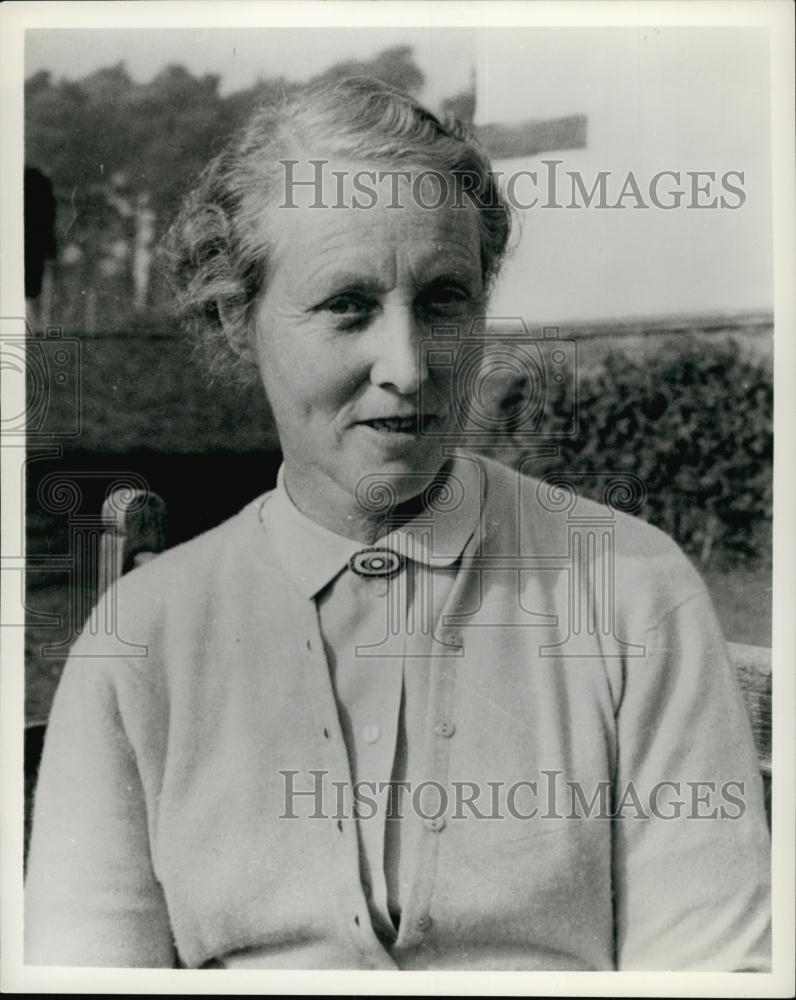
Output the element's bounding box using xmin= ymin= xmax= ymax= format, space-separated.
xmin=323 ymin=295 xmax=372 ymax=317
xmin=419 ymin=284 xmax=473 ymax=313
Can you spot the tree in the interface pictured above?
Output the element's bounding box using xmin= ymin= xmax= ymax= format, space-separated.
xmin=312 ymin=45 xmax=424 ymax=95
xmin=24 ymin=45 xmax=426 ymax=328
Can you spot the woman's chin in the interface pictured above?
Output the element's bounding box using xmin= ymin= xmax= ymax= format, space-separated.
xmin=342 ymin=439 xmax=449 ymax=514
xmin=356 ymin=432 xmax=446 ymax=473
xmin=353 ymin=420 xmax=448 ymax=467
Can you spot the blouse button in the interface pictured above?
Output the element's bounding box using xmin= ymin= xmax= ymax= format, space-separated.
xmin=416 ymin=914 xmax=432 ymax=933
xmin=444 ymin=630 xmax=462 ymax=647
xmin=426 ymin=816 xmax=446 ymax=833
xmin=373 ymin=580 xmax=389 ymax=597
xmin=363 ymin=724 xmax=381 ymax=744
xmin=434 ymin=720 xmax=456 ymax=739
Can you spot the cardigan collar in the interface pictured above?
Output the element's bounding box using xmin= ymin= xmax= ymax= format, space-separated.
xmin=260 ymin=456 xmax=481 ymax=599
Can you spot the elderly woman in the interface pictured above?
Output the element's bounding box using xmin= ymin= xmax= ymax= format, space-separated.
xmin=25 ymin=78 xmax=770 ymax=971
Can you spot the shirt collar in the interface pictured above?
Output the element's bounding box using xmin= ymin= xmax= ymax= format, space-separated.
xmin=260 ymin=456 xmax=481 ymax=599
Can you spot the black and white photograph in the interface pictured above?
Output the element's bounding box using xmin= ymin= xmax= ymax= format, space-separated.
xmin=1 ymin=0 xmax=794 ymax=993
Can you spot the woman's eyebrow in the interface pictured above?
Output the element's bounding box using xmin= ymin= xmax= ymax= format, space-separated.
xmin=425 ymin=268 xmax=478 ymax=282
xmin=413 ymin=247 xmax=482 ymax=281
xmin=303 ymin=268 xmax=387 ymax=299
xmin=420 ymin=268 xmax=483 ymax=292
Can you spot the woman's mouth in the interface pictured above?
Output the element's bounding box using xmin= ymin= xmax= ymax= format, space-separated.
xmin=360 ymin=415 xmax=436 ymax=434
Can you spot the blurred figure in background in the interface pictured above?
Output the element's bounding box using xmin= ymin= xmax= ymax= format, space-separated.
xmin=24 ymin=165 xmax=57 ymax=334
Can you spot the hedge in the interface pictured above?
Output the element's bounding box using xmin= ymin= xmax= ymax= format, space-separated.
xmin=27 ymin=330 xmax=278 ymax=453
xmin=492 ymin=336 xmax=773 ymax=567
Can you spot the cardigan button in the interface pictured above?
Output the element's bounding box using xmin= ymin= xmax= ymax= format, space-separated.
xmin=444 ymin=630 xmax=462 ymax=647
xmin=434 ymin=720 xmax=456 ymax=739
xmin=426 ymin=816 xmax=446 ymax=833
xmin=416 ymin=914 xmax=432 ymax=933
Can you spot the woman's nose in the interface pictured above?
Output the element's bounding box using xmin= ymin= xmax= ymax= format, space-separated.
xmin=368 ymin=307 xmax=429 ymax=395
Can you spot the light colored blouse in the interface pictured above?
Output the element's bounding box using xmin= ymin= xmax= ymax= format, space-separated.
xmin=24 ymin=453 xmax=771 ymax=970
xmin=260 ymin=460 xmax=481 ymax=941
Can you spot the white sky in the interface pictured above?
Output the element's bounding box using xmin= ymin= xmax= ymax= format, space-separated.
xmin=25 ymin=25 xmax=773 ymax=321
xmin=477 ymin=27 xmax=773 ymax=321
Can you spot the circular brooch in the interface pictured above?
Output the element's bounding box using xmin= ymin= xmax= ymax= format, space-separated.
xmin=349 ymin=548 xmax=405 ymax=579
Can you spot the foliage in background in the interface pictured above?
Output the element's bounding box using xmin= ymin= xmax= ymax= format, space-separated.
xmin=25 ymin=46 xmax=424 ymax=216
xmin=512 ymin=337 xmax=773 ymax=567
xmin=30 ymin=331 xmax=279 ymax=454
xmin=24 ymin=48 xmax=427 ymax=331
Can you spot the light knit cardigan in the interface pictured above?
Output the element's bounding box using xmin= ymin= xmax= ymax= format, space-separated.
xmin=25 ymin=455 xmax=771 ymax=970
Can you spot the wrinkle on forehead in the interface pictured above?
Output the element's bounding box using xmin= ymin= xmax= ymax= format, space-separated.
xmin=263 ymin=171 xmax=483 ymax=298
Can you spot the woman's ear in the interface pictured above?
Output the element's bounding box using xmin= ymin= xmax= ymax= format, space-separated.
xmin=218 ymin=301 xmax=256 ymax=364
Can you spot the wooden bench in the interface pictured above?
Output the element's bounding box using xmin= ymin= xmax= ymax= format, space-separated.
xmin=727 ymin=641 xmax=772 ymax=822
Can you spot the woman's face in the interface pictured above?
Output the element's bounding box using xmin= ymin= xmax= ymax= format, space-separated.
xmin=248 ymin=167 xmax=484 ymax=535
